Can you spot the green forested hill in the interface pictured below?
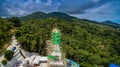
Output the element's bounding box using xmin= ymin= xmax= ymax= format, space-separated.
xmin=19 ymin=11 xmax=77 ymax=22
xmin=19 ymin=11 xmax=46 ymax=21
xmin=0 ymin=17 xmax=13 ymax=46
xmin=15 ymin=11 xmax=120 ymax=67
xmin=0 ymin=17 xmax=13 ymax=54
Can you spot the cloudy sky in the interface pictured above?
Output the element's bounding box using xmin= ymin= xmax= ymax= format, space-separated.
xmin=0 ymin=0 xmax=120 ymax=23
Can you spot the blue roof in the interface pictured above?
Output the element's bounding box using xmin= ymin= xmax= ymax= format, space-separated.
xmin=110 ymin=63 xmax=119 ymax=67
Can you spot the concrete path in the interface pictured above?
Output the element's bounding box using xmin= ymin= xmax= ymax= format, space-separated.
xmin=0 ymin=35 xmax=25 ymax=67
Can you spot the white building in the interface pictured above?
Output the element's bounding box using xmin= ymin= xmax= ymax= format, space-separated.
xmin=18 ymin=55 xmax=48 ymax=67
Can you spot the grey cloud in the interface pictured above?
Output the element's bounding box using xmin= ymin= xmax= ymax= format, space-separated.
xmin=0 ymin=0 xmax=113 ymax=16
xmin=57 ymin=0 xmax=111 ymax=14
xmin=0 ymin=0 xmax=55 ymax=16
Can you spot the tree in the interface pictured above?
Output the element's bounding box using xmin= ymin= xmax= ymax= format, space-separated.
xmin=7 ymin=17 xmax=21 ymax=27
xmin=2 ymin=59 xmax=7 ymax=65
xmin=4 ymin=50 xmax=14 ymax=60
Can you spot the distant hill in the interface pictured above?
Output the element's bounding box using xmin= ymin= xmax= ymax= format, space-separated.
xmin=19 ymin=11 xmax=120 ymax=29
xmin=19 ymin=11 xmax=46 ymax=21
xmin=47 ymin=12 xmax=77 ymax=21
xmin=102 ymin=21 xmax=120 ymax=28
xmin=19 ymin=11 xmax=77 ymax=21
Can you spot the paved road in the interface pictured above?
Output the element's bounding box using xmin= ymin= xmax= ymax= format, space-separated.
xmin=0 ymin=35 xmax=25 ymax=67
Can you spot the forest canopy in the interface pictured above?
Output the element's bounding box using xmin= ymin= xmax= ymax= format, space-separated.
xmin=3 ymin=11 xmax=120 ymax=67
xmin=0 ymin=17 xmax=13 ymax=48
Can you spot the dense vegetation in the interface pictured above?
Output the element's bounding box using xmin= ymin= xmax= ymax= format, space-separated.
xmin=0 ymin=17 xmax=13 ymax=52
xmin=7 ymin=17 xmax=21 ymax=27
xmin=13 ymin=11 xmax=120 ymax=67
xmin=4 ymin=50 xmax=14 ymax=60
xmin=0 ymin=17 xmax=20 ymax=55
xmin=0 ymin=17 xmax=11 ymax=46
xmin=1 ymin=59 xmax=7 ymax=65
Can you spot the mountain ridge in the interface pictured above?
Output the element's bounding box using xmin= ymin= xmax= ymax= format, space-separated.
xmin=102 ymin=21 xmax=120 ymax=28
xmin=19 ymin=11 xmax=119 ymax=29
xmin=19 ymin=11 xmax=77 ymax=21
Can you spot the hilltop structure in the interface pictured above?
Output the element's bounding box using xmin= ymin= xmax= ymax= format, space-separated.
xmin=47 ymin=28 xmax=66 ymax=67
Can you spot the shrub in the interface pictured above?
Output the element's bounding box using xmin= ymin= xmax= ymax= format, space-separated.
xmin=2 ymin=59 xmax=7 ymax=65
xmin=4 ymin=50 xmax=14 ymax=60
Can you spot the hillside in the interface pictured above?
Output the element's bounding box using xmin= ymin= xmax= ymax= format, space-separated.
xmin=19 ymin=11 xmax=77 ymax=22
xmin=0 ymin=17 xmax=13 ymax=46
xmin=19 ymin=11 xmax=46 ymax=21
xmin=102 ymin=21 xmax=120 ymax=28
xmin=0 ymin=17 xmax=13 ymax=55
xmin=20 ymin=11 xmax=120 ymax=29
xmin=15 ymin=11 xmax=120 ymax=67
